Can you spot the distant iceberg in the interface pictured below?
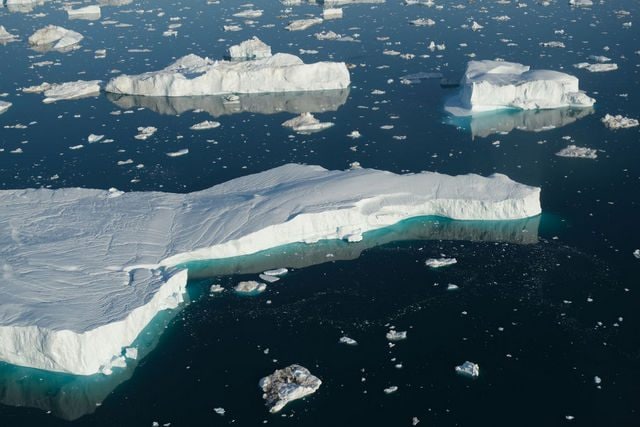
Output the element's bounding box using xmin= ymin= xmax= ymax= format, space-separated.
xmin=0 ymin=164 xmax=540 ymax=376
xmin=446 ymin=60 xmax=595 ymax=116
xmin=105 ymin=53 xmax=350 ymax=97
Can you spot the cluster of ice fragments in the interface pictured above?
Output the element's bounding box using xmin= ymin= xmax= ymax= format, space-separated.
xmin=0 ymin=164 xmax=541 ymax=375
xmin=259 ymin=364 xmax=322 ymax=413
xmin=105 ymin=52 xmax=350 ymax=97
xmin=447 ymin=60 xmax=595 ymax=116
xmin=601 ymin=114 xmax=639 ymax=129
xmin=555 ymin=145 xmax=597 ymax=159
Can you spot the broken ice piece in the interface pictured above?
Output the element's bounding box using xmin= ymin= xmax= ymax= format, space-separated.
xmin=28 ymin=25 xmax=83 ymax=51
xmin=88 ymin=134 xmax=104 ymax=143
xmin=383 ymin=386 xmax=398 ymax=394
xmin=555 ymin=145 xmax=597 ymax=159
xmin=386 ymin=330 xmax=407 ymax=341
xmin=455 ymin=361 xmax=480 ymax=378
xmin=135 ymin=126 xmax=157 ymax=140
xmin=601 ymin=114 xmax=638 ymax=129
xmin=259 ymin=364 xmax=321 ymax=413
xmin=425 ymin=257 xmax=457 ymax=268
xmin=339 ymin=336 xmax=358 ymax=346
xmin=210 ymin=284 xmax=225 ymax=294
xmin=214 ymin=407 xmax=225 ymax=416
xmin=228 ymin=37 xmax=271 ymax=60
xmin=234 ymin=280 xmax=266 ymax=295
xmin=282 ymin=112 xmax=333 ymax=134
xmin=42 ymin=80 xmax=101 ymax=103
xmin=0 ymin=101 xmax=11 ymax=115
xmin=259 ymin=274 xmax=280 ymax=283
xmin=190 ymin=120 xmax=220 ymax=130
xmin=633 ymin=249 xmax=640 ymax=259
xmin=263 ymin=268 xmax=288 ymax=277
xmin=124 ymin=347 xmax=138 ymax=360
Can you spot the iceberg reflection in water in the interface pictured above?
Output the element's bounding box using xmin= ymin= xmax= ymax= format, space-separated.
xmin=0 ymin=214 xmax=539 ymax=421
xmin=447 ymin=107 xmax=594 ymax=139
xmin=106 ymin=88 xmax=350 ymax=118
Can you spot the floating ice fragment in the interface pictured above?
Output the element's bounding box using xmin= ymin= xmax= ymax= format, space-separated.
xmin=633 ymin=249 xmax=640 ymax=259
xmin=233 ymin=9 xmax=263 ymax=19
xmin=263 ymin=268 xmax=288 ymax=277
xmin=214 ymin=407 xmax=225 ymax=416
xmin=286 ymin=18 xmax=323 ymax=31
xmin=386 ymin=330 xmax=407 ymax=341
xmin=67 ymin=5 xmax=101 ymax=20
xmin=339 ymin=336 xmax=358 ymax=345
xmin=601 ymin=114 xmax=638 ymax=129
xmin=282 ymin=112 xmax=334 ymax=134
xmin=190 ymin=120 xmax=220 ymax=130
xmin=471 ymin=21 xmax=484 ymax=31
xmin=260 ymin=364 xmax=321 ymax=413
xmin=135 ymin=126 xmax=157 ymax=140
xmin=88 ymin=134 xmax=105 ymax=143
xmin=384 ymin=386 xmax=398 ymax=394
xmin=574 ymin=63 xmax=618 ymax=73
xmin=447 ymin=284 xmax=459 ymax=291
xmin=323 ymin=8 xmax=343 ymax=19
xmin=0 ymin=101 xmax=11 ymax=115
xmin=0 ymin=26 xmax=18 ymax=43
xmin=425 ymin=257 xmax=457 ymax=268
xmin=347 ymin=130 xmax=361 ymax=139
xmin=42 ymin=80 xmax=101 ymax=103
xmin=455 ymin=361 xmax=479 ymax=378
xmin=569 ymin=0 xmax=592 ymax=6
xmin=124 ymin=347 xmax=138 ymax=360
xmin=234 ymin=280 xmax=267 ymax=295
xmin=29 ymin=25 xmax=83 ymax=51
xmin=166 ymin=149 xmax=189 ymax=157
xmin=555 ymin=145 xmax=597 ymax=159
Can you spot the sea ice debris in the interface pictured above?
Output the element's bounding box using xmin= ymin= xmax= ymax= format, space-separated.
xmin=555 ymin=145 xmax=597 ymax=159
xmin=282 ymin=112 xmax=334 ymax=133
xmin=425 ymin=257 xmax=457 ymax=268
xmin=386 ymin=330 xmax=407 ymax=341
xmin=455 ymin=361 xmax=480 ymax=378
xmin=259 ymin=364 xmax=321 ymax=413
xmin=601 ymin=114 xmax=638 ymax=129
xmin=234 ymin=281 xmax=267 ymax=295
xmin=42 ymin=80 xmax=101 ymax=103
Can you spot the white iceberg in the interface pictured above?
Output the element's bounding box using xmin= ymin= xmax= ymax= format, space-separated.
xmin=0 ymin=100 xmax=11 ymax=114
xmin=323 ymin=8 xmax=343 ymax=19
xmin=286 ymin=18 xmax=323 ymax=31
xmin=601 ymin=114 xmax=638 ymax=129
xmin=447 ymin=60 xmax=595 ymax=116
xmin=0 ymin=164 xmax=540 ymax=375
xmin=5 ymin=0 xmax=46 ymax=13
xmin=263 ymin=268 xmax=288 ymax=276
xmin=105 ymin=53 xmax=350 ymax=97
xmin=455 ymin=361 xmax=480 ymax=378
xmin=339 ymin=336 xmax=358 ymax=345
xmin=234 ymin=280 xmax=267 ymax=295
xmin=67 ymin=5 xmax=101 ymax=20
xmin=228 ymin=36 xmax=271 ymax=60
xmin=282 ymin=112 xmax=334 ymax=133
xmin=555 ymin=145 xmax=597 ymax=159
xmin=0 ymin=25 xmax=18 ymax=43
xmin=259 ymin=364 xmax=321 ymax=413
xmin=386 ymin=330 xmax=407 ymax=341
xmin=574 ymin=62 xmax=618 ymax=73
xmin=569 ymin=0 xmax=593 ymax=6
xmin=28 ymin=25 xmax=83 ymax=51
xmin=425 ymin=257 xmax=457 ymax=268
xmin=41 ymin=80 xmax=101 ymax=103
xmin=190 ymin=120 xmax=220 ymax=130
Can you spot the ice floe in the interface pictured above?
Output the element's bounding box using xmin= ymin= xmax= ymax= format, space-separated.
xmin=555 ymin=145 xmax=597 ymax=159
xmin=41 ymin=80 xmax=101 ymax=103
xmin=0 ymin=164 xmax=540 ymax=375
xmin=425 ymin=257 xmax=457 ymax=268
xmin=105 ymin=53 xmax=350 ymax=96
xmin=446 ymin=60 xmax=595 ymax=116
xmin=282 ymin=112 xmax=334 ymax=133
xmin=601 ymin=114 xmax=638 ymax=129
xmin=259 ymin=364 xmax=321 ymax=413
xmin=28 ymin=25 xmax=83 ymax=52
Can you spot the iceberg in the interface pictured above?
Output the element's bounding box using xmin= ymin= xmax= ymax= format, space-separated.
xmin=4 ymin=0 xmax=46 ymax=13
xmin=0 ymin=164 xmax=540 ymax=375
xmin=0 ymin=25 xmax=18 ymax=43
xmin=601 ymin=114 xmax=639 ymax=129
xmin=105 ymin=53 xmax=350 ymax=97
xmin=227 ymin=36 xmax=271 ymax=60
xmin=425 ymin=257 xmax=457 ymax=268
xmin=282 ymin=112 xmax=334 ymax=133
xmin=41 ymin=80 xmax=101 ymax=103
xmin=455 ymin=361 xmax=480 ymax=378
xmin=260 ymin=364 xmax=321 ymax=413
xmin=28 ymin=25 xmax=83 ymax=52
xmin=106 ymin=88 xmax=350 ymax=118
xmin=446 ymin=60 xmax=595 ymax=116
xmin=555 ymin=145 xmax=597 ymax=159
xmin=286 ymin=18 xmax=323 ymax=31
xmin=0 ymin=100 xmax=11 ymax=114
xmin=67 ymin=5 xmax=101 ymax=20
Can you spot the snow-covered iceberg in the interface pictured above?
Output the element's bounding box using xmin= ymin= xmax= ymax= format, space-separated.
xmin=105 ymin=53 xmax=350 ymax=97
xmin=28 ymin=25 xmax=83 ymax=52
xmin=446 ymin=60 xmax=595 ymax=116
xmin=0 ymin=164 xmax=540 ymax=376
xmin=106 ymin=88 xmax=350 ymax=117
xmin=228 ymin=36 xmax=271 ymax=60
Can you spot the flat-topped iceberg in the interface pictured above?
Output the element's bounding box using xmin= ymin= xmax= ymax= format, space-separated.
xmin=0 ymin=164 xmax=540 ymax=375
xmin=67 ymin=5 xmax=101 ymax=20
xmin=446 ymin=60 xmax=595 ymax=116
xmin=105 ymin=53 xmax=350 ymax=97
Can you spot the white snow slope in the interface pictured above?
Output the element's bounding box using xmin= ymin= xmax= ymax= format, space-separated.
xmin=0 ymin=164 xmax=540 ymax=375
xmin=448 ymin=60 xmax=595 ymax=115
xmin=105 ymin=53 xmax=350 ymax=97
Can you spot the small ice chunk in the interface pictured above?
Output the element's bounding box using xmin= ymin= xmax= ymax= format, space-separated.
xmin=286 ymin=18 xmax=323 ymax=32
xmin=471 ymin=21 xmax=484 ymax=31
xmin=339 ymin=336 xmax=358 ymax=346
xmin=633 ymin=249 xmax=640 ymax=259
xmin=455 ymin=361 xmax=480 ymax=378
xmin=190 ymin=120 xmax=220 ymax=130
xmin=601 ymin=114 xmax=638 ymax=129
xmin=263 ymin=268 xmax=288 ymax=277
xmin=347 ymin=130 xmax=361 ymax=139
xmin=166 ymin=149 xmax=189 ymax=157
xmin=233 ymin=9 xmax=263 ymax=19
xmin=425 ymin=257 xmax=457 ymax=268
xmin=555 ymin=145 xmax=597 ymax=159
xmin=0 ymin=26 xmax=18 ymax=43
xmin=88 ymin=134 xmax=104 ymax=143
xmin=210 ymin=284 xmax=225 ymax=293
xmin=447 ymin=284 xmax=459 ymax=291
xmin=569 ymin=0 xmax=593 ymax=6
xmin=0 ymin=101 xmax=12 ymax=115
xmin=410 ymin=18 xmax=435 ymax=26
xmin=383 ymin=386 xmax=398 ymax=394
xmin=214 ymin=407 xmax=225 ymax=416
xmin=259 ymin=364 xmax=321 ymax=413
xmin=124 ymin=347 xmax=138 ymax=360
xmin=259 ymin=274 xmax=280 ymax=283
xmin=386 ymin=330 xmax=407 ymax=341
xmin=67 ymin=5 xmax=101 ymax=20
xmin=135 ymin=126 xmax=157 ymax=140
xmin=323 ymin=8 xmax=343 ymax=20
xmin=28 ymin=25 xmax=83 ymax=51
xmin=282 ymin=113 xmax=334 ymax=134
xmin=234 ymin=280 xmax=267 ymax=295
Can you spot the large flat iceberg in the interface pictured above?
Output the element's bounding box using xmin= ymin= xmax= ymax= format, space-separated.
xmin=446 ymin=60 xmax=595 ymax=116
xmin=0 ymin=164 xmax=540 ymax=375
xmin=105 ymin=53 xmax=350 ymax=97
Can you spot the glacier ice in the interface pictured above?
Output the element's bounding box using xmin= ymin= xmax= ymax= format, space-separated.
xmin=105 ymin=53 xmax=350 ymax=96
xmin=0 ymin=164 xmax=540 ymax=375
xmin=260 ymin=364 xmax=321 ymax=413
xmin=446 ymin=60 xmax=595 ymax=116
xmin=28 ymin=25 xmax=83 ymax=51
xmin=228 ymin=36 xmax=271 ymax=60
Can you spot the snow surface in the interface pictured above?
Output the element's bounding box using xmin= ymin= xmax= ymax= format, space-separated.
xmin=105 ymin=53 xmax=350 ymax=97
xmin=447 ymin=60 xmax=595 ymax=116
xmin=0 ymin=164 xmax=540 ymax=375
xmin=259 ymin=364 xmax=321 ymax=413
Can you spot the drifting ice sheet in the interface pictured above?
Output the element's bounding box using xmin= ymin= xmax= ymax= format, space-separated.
xmin=105 ymin=53 xmax=350 ymax=96
xmin=0 ymin=164 xmax=540 ymax=375
xmin=446 ymin=60 xmax=595 ymax=116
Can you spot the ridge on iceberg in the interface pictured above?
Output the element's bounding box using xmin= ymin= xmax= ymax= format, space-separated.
xmin=228 ymin=36 xmax=272 ymax=60
xmin=0 ymin=164 xmax=540 ymax=375
xmin=105 ymin=53 xmax=350 ymax=97
xmin=446 ymin=60 xmax=595 ymax=116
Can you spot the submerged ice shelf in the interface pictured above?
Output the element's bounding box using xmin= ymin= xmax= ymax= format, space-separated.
xmin=0 ymin=164 xmax=541 ymax=375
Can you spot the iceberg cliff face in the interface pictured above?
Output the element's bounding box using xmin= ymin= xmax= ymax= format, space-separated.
xmin=448 ymin=60 xmax=595 ymax=116
xmin=105 ymin=53 xmax=350 ymax=97
xmin=0 ymin=164 xmax=540 ymax=375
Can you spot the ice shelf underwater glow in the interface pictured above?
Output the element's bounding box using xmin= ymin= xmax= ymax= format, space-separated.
xmin=446 ymin=60 xmax=596 ymax=116
xmin=0 ymin=164 xmax=541 ymax=376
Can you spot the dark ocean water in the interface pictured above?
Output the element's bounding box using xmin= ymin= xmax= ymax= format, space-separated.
xmin=0 ymin=0 xmax=639 ymax=425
